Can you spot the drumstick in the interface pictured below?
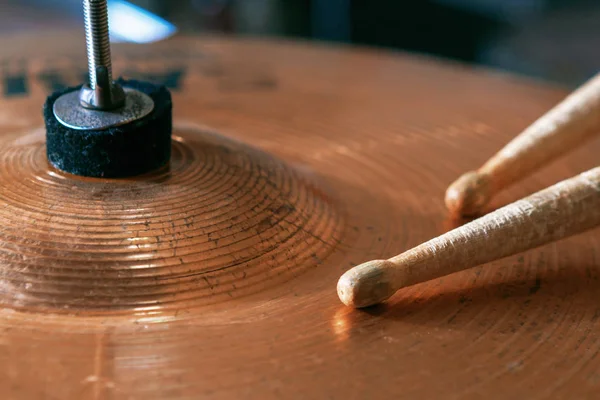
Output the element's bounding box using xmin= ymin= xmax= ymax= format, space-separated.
xmin=338 ymin=166 xmax=600 ymax=308
xmin=446 ymin=72 xmax=600 ymax=217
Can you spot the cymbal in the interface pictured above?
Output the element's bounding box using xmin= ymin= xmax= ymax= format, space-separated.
xmin=1 ymin=32 xmax=600 ymax=399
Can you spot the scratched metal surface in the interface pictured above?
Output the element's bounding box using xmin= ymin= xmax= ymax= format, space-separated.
xmin=0 ymin=33 xmax=599 ymax=399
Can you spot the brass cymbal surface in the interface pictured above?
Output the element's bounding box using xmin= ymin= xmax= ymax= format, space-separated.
xmin=0 ymin=33 xmax=599 ymax=399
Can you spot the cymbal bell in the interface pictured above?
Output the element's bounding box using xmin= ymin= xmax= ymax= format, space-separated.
xmin=0 ymin=125 xmax=342 ymax=313
xmin=0 ymin=32 xmax=599 ymax=399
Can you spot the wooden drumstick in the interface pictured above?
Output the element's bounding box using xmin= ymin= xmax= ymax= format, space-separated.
xmin=338 ymin=166 xmax=600 ymax=308
xmin=446 ymin=73 xmax=600 ymax=217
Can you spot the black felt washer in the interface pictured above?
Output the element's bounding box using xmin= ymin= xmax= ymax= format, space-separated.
xmin=44 ymin=79 xmax=172 ymax=178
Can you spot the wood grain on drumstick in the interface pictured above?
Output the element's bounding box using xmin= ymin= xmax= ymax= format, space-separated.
xmin=339 ymin=166 xmax=600 ymax=308
xmin=446 ymin=73 xmax=600 ymax=217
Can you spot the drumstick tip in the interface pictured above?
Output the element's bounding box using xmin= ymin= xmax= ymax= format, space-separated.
xmin=337 ymin=260 xmax=397 ymax=308
xmin=445 ymin=171 xmax=491 ymax=216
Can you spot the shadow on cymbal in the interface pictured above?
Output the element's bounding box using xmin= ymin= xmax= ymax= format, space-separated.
xmin=355 ymin=247 xmax=600 ymax=331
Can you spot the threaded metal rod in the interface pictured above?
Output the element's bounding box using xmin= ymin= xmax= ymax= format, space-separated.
xmin=53 ymin=0 xmax=155 ymax=130
xmin=84 ymin=0 xmax=113 ymax=89
xmin=79 ymin=0 xmax=125 ymax=110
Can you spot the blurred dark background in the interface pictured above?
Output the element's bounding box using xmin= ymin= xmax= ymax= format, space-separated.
xmin=1 ymin=0 xmax=599 ymax=86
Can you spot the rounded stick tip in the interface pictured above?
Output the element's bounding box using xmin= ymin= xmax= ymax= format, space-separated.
xmin=337 ymin=260 xmax=397 ymax=308
xmin=445 ymin=171 xmax=491 ymax=217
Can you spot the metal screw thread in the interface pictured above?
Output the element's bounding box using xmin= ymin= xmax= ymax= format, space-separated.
xmin=83 ymin=0 xmax=113 ymax=89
